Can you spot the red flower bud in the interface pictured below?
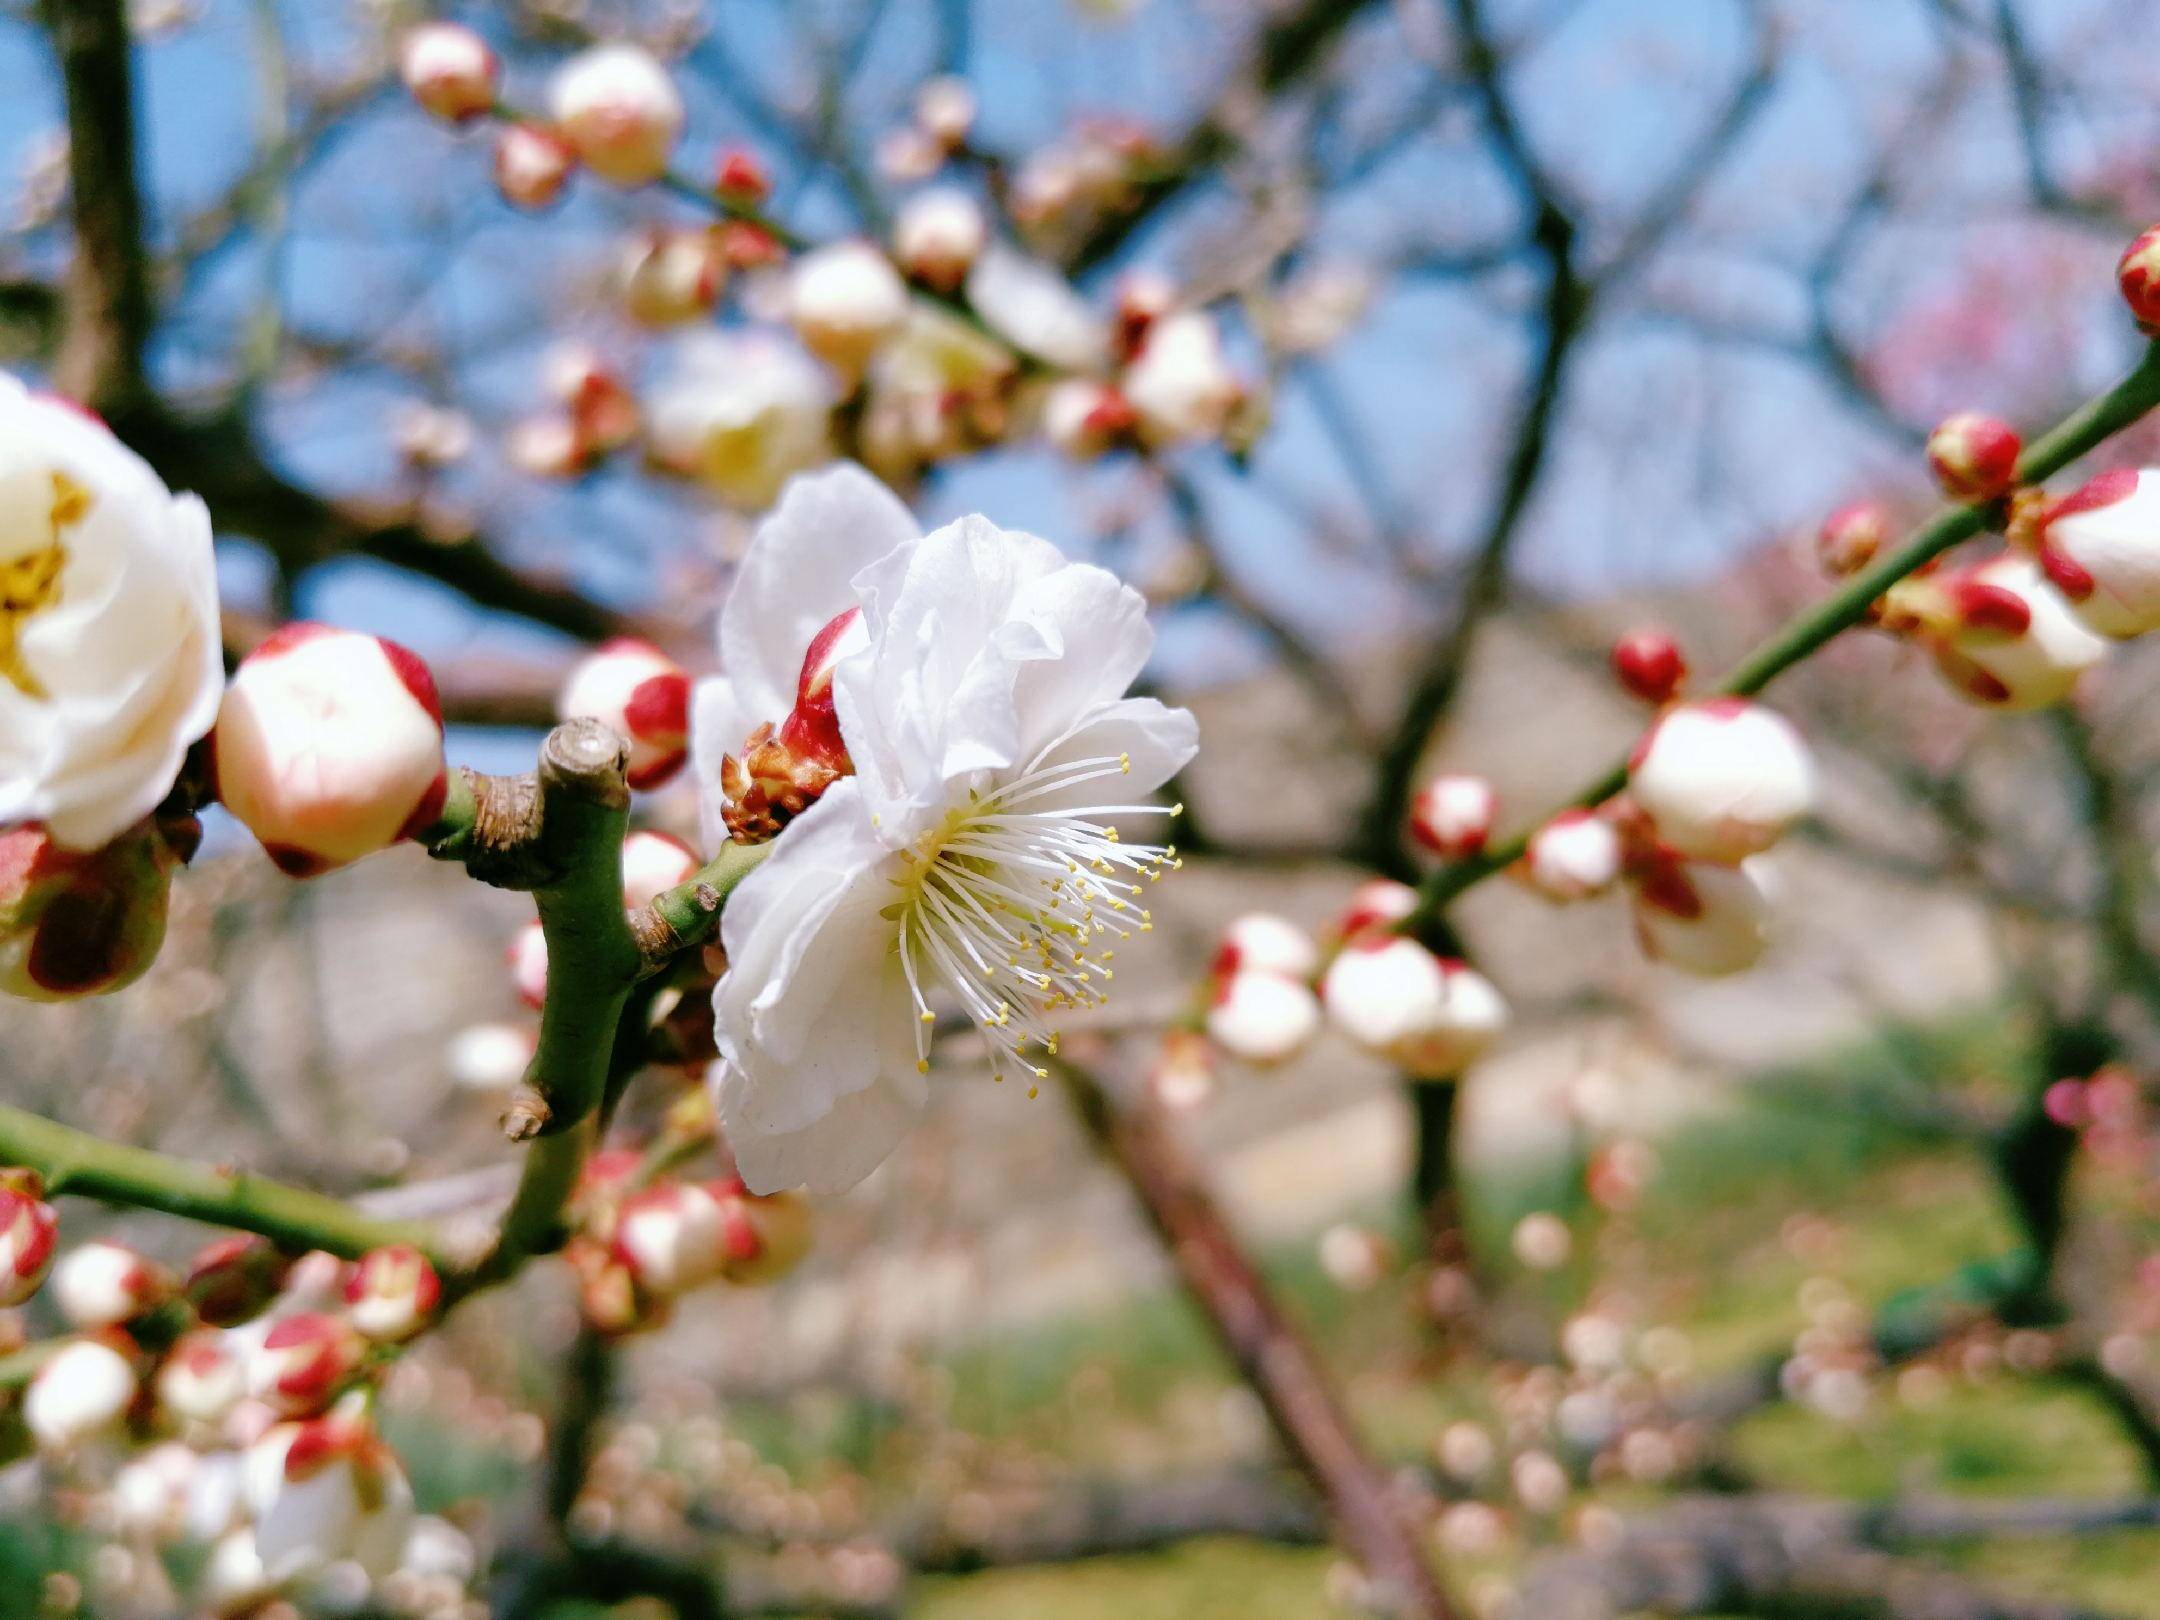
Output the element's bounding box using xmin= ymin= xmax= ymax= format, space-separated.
xmin=343 ymin=1245 xmax=441 ymax=1344
xmin=493 ymin=123 xmax=576 ymax=211
xmin=0 ymin=1172 xmax=57 ymax=1307
xmin=714 ymin=146 xmax=770 ymax=205
xmin=2119 ymin=225 xmax=2160 ymax=333
xmin=1816 ymin=500 xmax=1892 ymax=577
xmin=1926 ymin=413 xmax=2021 ymax=503
xmin=558 ymin=639 xmax=692 ymax=790
xmin=0 ymin=819 xmax=181 ymax=1001
xmin=1609 ymin=630 xmax=1688 ymax=705
xmin=1408 ymin=774 xmax=1496 ymax=860
xmin=709 ymin=1178 xmax=811 ymax=1286
xmin=53 ymin=1238 xmax=171 ymax=1328
xmin=184 ymin=1235 xmax=291 ymax=1328
xmin=249 ymin=1312 xmax=364 ymax=1419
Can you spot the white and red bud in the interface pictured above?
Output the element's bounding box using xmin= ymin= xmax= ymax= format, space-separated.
xmin=276 ymin=1250 xmax=351 ymax=1314
xmin=184 ymin=1235 xmax=290 ymax=1328
xmin=621 ymin=829 xmax=699 ymax=910
xmin=2034 ymin=467 xmax=2160 ymax=638
xmin=2119 ymin=226 xmax=2160 ymax=333
xmin=25 ymin=1335 xmax=138 ymax=1449
xmin=244 ymin=1414 xmax=413 ymax=1584
xmin=1211 ymin=912 xmax=1317 ymax=981
xmin=1520 ymin=809 xmax=1622 ymax=901
xmin=248 ymin=1312 xmax=364 ymax=1419
xmin=157 ymin=1330 xmax=248 ymax=1426
xmin=1148 ymin=1029 xmax=1216 ymax=1111
xmin=620 ymin=227 xmax=726 ymax=326
xmin=507 ymin=920 xmax=549 ymax=1012
xmin=1627 ymin=699 xmax=1813 ymax=864
xmin=505 ymin=414 xmax=592 ymax=479
xmin=722 ymin=608 xmax=866 ymax=836
xmin=914 ymin=76 xmax=978 ymax=150
xmin=0 ymin=1172 xmax=56 ymax=1307
xmin=1883 ymin=554 xmax=2108 ymax=710
xmin=1321 ymin=939 xmax=1509 ymax=1079
xmin=1926 ymin=412 xmax=2022 ymax=503
xmin=53 ymin=1239 xmax=171 ymax=1328
xmin=1123 ymin=310 xmax=1241 ymax=447
xmin=893 ymin=188 xmax=987 ymax=291
xmin=1609 ymin=630 xmax=1688 ymax=705
xmin=558 ymin=638 xmax=692 ymax=790
xmin=447 ymin=1020 xmax=535 ymax=1091
xmin=709 ymin=1178 xmax=811 ymax=1286
xmin=1408 ymin=774 xmax=1496 ymax=862
xmin=1040 ymin=378 xmax=1137 ymax=459
xmin=1629 ymin=854 xmax=1775 ymax=976
xmin=566 ymin=1235 xmax=666 ymax=1335
xmin=611 ymin=1181 xmax=727 ymax=1296
xmin=542 ymin=343 xmax=639 ymax=448
xmin=1333 ymin=878 xmax=1417 ymax=942
xmin=1113 ymin=270 xmax=1177 ymax=359
xmin=492 ymin=122 xmax=576 ymax=210
xmin=714 ymin=146 xmax=770 ymax=205
xmin=548 ymin=44 xmax=682 ymax=187
xmin=0 ymin=819 xmax=184 ymax=1001
xmin=213 ymin=624 xmax=447 ymax=876
xmin=397 ymin=23 xmax=498 ymax=124
xmin=719 ymin=219 xmax=783 ymax=270
xmin=343 ymin=1245 xmax=441 ymax=1344
xmin=788 ymin=241 xmax=911 ymax=373
xmin=1817 ymin=500 xmax=1891 ymax=577
xmin=1206 ymin=970 xmax=1322 ymax=1066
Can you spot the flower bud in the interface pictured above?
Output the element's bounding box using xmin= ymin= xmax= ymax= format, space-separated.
xmin=343 ymin=1245 xmax=441 ymax=1344
xmin=248 ymin=1312 xmax=363 ymax=1419
xmin=914 ymin=76 xmax=977 ymax=149
xmin=621 ymin=828 xmax=700 ymax=909
xmin=1609 ymin=630 xmax=1687 ymax=705
xmin=157 ymin=1330 xmax=248 ymax=1426
xmin=493 ymin=122 xmax=576 ymax=210
xmin=2035 ymin=467 xmax=2160 ymax=638
xmin=548 ymin=44 xmax=682 ymax=187
xmin=2119 ymin=225 xmax=2160 ymax=333
xmin=612 ymin=1181 xmax=727 ymax=1296
xmin=1926 ymin=412 xmax=2021 ymax=502
xmin=1206 ymin=970 xmax=1322 ymax=1066
xmin=1627 ymin=699 xmax=1813 ymax=864
xmin=507 ymin=920 xmax=549 ymax=1011
xmin=1122 ymin=310 xmax=1240 ymax=447
xmin=1210 ymin=912 xmax=1317 ymax=981
xmin=53 ymin=1239 xmax=170 ymax=1328
xmin=544 ymin=343 xmax=640 ymax=450
xmin=1408 ymin=774 xmax=1495 ymax=861
xmin=448 ymin=1020 xmax=535 ymax=1091
xmin=620 ymin=227 xmax=725 ymax=326
xmin=788 ymin=241 xmax=911 ymax=373
xmin=566 ymin=1235 xmax=666 ymax=1335
xmin=714 ymin=146 xmax=770 ymax=205
xmin=1040 ymin=378 xmax=1136 ymax=458
xmin=893 ymin=188 xmax=987 ymax=290
xmin=558 ymin=638 xmax=691 ymax=790
xmin=1148 ymin=1029 xmax=1216 ymax=1111
xmin=710 ymin=1178 xmax=811 ymax=1285
xmin=201 ymin=1527 xmax=278 ymax=1618
xmin=720 ymin=220 xmax=783 ymax=270
xmin=25 ymin=1335 xmax=138 ymax=1449
xmin=1884 ymin=554 xmax=2108 ymax=710
xmin=1318 ymin=1224 xmax=1391 ymax=1292
xmin=213 ymin=625 xmax=447 ymax=876
xmin=1520 ymin=809 xmax=1621 ymax=901
xmin=1817 ymin=500 xmax=1891 ymax=577
xmin=0 ymin=819 xmax=182 ymax=1001
xmin=1322 ymin=939 xmax=1508 ymax=1079
xmin=398 ymin=23 xmax=498 ymax=123
xmin=244 ymin=1415 xmax=413 ymax=1584
xmin=184 ymin=1235 xmax=290 ymax=1328
xmin=0 ymin=1172 xmax=57 ymax=1306
xmin=1333 ymin=878 xmax=1417 ymax=942
xmin=719 ymin=605 xmax=867 ymax=839
xmin=1629 ymin=855 xmax=1774 ymax=976
xmin=113 ymin=1439 xmax=200 ymax=1541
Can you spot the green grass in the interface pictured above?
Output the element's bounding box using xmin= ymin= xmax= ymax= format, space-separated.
xmin=913 ymin=1538 xmax=1346 ymax=1620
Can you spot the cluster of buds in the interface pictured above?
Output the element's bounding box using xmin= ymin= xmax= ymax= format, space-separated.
xmin=1040 ymin=277 xmax=1249 ymax=457
xmin=1313 ymin=882 xmax=1509 ymax=1081
xmin=1203 ymin=912 xmax=1321 ymax=1066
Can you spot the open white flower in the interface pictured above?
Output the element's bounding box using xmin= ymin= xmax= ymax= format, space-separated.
xmin=695 ymin=466 xmax=1196 ymax=1192
xmin=0 ymin=377 xmax=222 ymax=849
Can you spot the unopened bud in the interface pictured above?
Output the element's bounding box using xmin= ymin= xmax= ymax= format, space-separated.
xmin=1520 ymin=809 xmax=1621 ymax=901
xmin=25 ymin=1335 xmax=138 ymax=1449
xmin=0 ymin=819 xmax=182 ymax=1001
xmin=1041 ymin=378 xmax=1136 ymax=458
xmin=1210 ymin=912 xmax=1317 ymax=981
xmin=914 ymin=76 xmax=977 ymax=149
xmin=1206 ymin=971 xmax=1321 ymax=1066
xmin=213 ymin=625 xmax=447 ymax=876
xmin=184 ymin=1235 xmax=290 ymax=1328
xmin=398 ymin=24 xmax=498 ymax=123
xmin=612 ymin=1181 xmax=726 ymax=1296
xmin=566 ymin=1235 xmax=666 ymax=1335
xmin=245 ymin=1415 xmax=413 ymax=1584
xmin=1609 ymin=630 xmax=1687 ymax=705
xmin=1322 ymin=939 xmax=1508 ymax=1080
xmin=1629 ymin=854 xmax=1774 ymax=976
xmin=1148 ymin=1030 xmax=1216 ymax=1111
xmin=1123 ymin=310 xmax=1241 ymax=447
xmin=157 ymin=1330 xmax=248 ymax=1426
xmin=788 ymin=242 xmax=911 ymax=373
xmin=714 ymin=146 xmax=770 ymax=205
xmin=1408 ymin=774 xmax=1496 ymax=861
xmin=507 ymin=920 xmax=548 ymax=1011
xmin=53 ymin=1239 xmax=170 ymax=1328
xmin=1627 ymin=699 xmax=1813 ymax=864
xmin=1333 ymin=878 xmax=1417 ymax=942
xmin=621 ymin=828 xmax=700 ymax=909
xmin=344 ymin=1245 xmax=441 ymax=1343
xmin=893 ymin=188 xmax=987 ymax=290
xmin=1817 ymin=500 xmax=1891 ymax=577
xmin=248 ymin=1312 xmax=364 ymax=1418
xmin=2036 ymin=467 xmax=2160 ymax=638
xmin=621 ymin=227 xmax=725 ymax=326
xmin=2119 ymin=225 xmax=2160 ymax=333
xmin=0 ymin=1172 xmax=57 ymax=1307
xmin=1926 ymin=412 xmax=2021 ymax=503
xmin=710 ymin=1178 xmax=811 ymax=1285
xmin=1885 ymin=555 xmax=2108 ymax=710
xmin=558 ymin=638 xmax=692 ymax=790
xmin=493 ymin=122 xmax=576 ymax=210
xmin=549 ymin=44 xmax=683 ymax=187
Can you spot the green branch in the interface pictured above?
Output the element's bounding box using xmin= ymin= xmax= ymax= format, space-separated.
xmin=1403 ymin=341 xmax=2160 ymax=936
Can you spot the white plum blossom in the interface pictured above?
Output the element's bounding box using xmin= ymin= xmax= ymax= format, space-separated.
xmin=967 ymin=245 xmax=1109 ymax=370
xmin=2037 ymin=467 xmax=2160 ymax=638
xmin=0 ymin=377 xmax=223 ymax=849
xmin=1521 ymin=809 xmax=1622 ymax=901
xmin=157 ymin=1330 xmax=248 ymax=1426
xmin=648 ymin=332 xmax=837 ymax=511
xmin=201 ymin=1528 xmax=278 ymax=1617
xmin=343 ymin=1245 xmax=440 ymax=1344
xmin=1322 ymin=938 xmax=1508 ymax=1079
xmin=1629 ymin=856 xmax=1777 ymax=976
xmin=25 ymin=1335 xmax=137 ymax=1449
xmin=1628 ymin=699 xmax=1814 ymax=864
xmin=1206 ymin=970 xmax=1320 ymax=1065
xmin=548 ymin=44 xmax=682 ymax=186
xmin=1334 ymin=878 xmax=1417 ymax=940
xmin=788 ymin=241 xmax=912 ymax=373
xmin=694 ymin=465 xmax=1197 ymax=1191
xmin=493 ymin=123 xmax=575 ymax=210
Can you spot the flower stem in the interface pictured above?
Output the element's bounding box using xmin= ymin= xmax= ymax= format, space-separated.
xmin=1403 ymin=340 xmax=2160 ymax=935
